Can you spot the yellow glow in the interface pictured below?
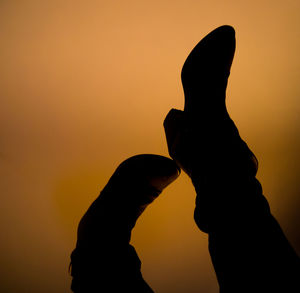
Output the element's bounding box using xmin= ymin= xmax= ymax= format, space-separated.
xmin=0 ymin=1 xmax=299 ymax=292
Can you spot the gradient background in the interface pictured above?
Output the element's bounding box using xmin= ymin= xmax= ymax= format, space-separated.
xmin=0 ymin=0 xmax=299 ymax=292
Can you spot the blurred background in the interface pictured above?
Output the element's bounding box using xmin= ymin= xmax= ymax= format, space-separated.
xmin=0 ymin=0 xmax=299 ymax=292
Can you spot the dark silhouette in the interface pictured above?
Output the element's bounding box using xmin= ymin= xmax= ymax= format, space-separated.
xmin=70 ymin=26 xmax=300 ymax=292
xmin=70 ymin=155 xmax=179 ymax=292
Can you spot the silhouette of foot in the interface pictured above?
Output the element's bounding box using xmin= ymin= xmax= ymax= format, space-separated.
xmin=182 ymin=25 xmax=235 ymax=120
xmin=164 ymin=25 xmax=256 ymax=178
xmin=164 ymin=25 xmax=258 ymax=230
xmin=70 ymin=154 xmax=180 ymax=292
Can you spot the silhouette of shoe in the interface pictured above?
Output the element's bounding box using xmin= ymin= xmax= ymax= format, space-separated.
xmin=76 ymin=154 xmax=180 ymax=247
xmin=70 ymin=155 xmax=179 ymax=292
xmin=181 ymin=25 xmax=236 ymax=120
xmin=164 ymin=25 xmax=256 ymax=177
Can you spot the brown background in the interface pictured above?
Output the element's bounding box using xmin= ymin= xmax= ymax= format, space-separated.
xmin=0 ymin=0 xmax=299 ymax=292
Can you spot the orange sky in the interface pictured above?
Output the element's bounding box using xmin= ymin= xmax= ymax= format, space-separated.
xmin=0 ymin=1 xmax=299 ymax=292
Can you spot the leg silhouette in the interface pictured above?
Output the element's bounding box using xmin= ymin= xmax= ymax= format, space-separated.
xmin=164 ymin=25 xmax=300 ymax=292
xmin=70 ymin=25 xmax=300 ymax=293
xmin=70 ymin=155 xmax=179 ymax=292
